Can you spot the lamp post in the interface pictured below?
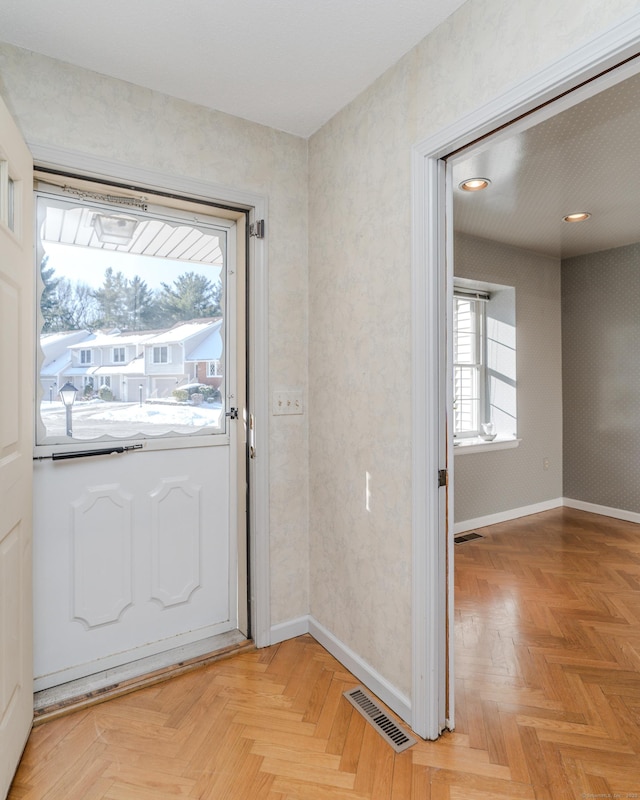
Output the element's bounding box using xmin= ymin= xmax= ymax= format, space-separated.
xmin=139 ymin=384 xmax=143 ymax=407
xmin=59 ymin=381 xmax=79 ymax=437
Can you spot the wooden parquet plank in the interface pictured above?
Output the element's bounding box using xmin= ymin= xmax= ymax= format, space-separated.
xmin=100 ymin=763 xmax=195 ymax=796
xmin=314 ymin=675 xmax=351 ymax=739
xmin=270 ymin=777 xmax=371 ymax=799
xmin=338 ymin=706 xmax=366 ymax=774
xmin=389 ymin=752 xmax=413 ymax=800
xmin=9 ymin=508 xmax=640 ymax=800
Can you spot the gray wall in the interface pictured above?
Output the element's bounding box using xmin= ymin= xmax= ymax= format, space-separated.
xmin=454 ymin=234 xmax=563 ymax=523
xmin=562 ymin=242 xmax=640 ymax=512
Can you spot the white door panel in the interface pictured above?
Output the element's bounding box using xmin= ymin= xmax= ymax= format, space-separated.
xmin=33 ymin=445 xmax=233 ymax=689
xmin=0 ymin=97 xmax=34 ymax=799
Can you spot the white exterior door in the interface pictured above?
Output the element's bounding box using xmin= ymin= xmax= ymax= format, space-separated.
xmin=0 ymin=99 xmax=34 ymax=797
xmin=32 ymin=183 xmax=246 ymax=691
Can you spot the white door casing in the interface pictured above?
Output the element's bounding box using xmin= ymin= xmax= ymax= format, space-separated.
xmin=0 ymin=97 xmax=34 ymax=798
xmin=27 ymin=146 xmax=272 ymax=652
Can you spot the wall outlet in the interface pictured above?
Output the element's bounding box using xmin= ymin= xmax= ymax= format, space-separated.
xmin=273 ymin=390 xmax=304 ymax=415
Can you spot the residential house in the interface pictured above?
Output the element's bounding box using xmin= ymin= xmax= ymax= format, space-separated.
xmin=39 ymin=329 xmax=90 ymax=400
xmin=41 ymin=319 xmax=223 ymax=402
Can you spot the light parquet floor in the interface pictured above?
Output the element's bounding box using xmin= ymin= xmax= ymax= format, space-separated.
xmin=9 ymin=507 xmax=640 ymax=799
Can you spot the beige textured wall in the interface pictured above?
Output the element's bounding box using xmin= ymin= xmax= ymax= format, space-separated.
xmin=453 ymin=235 xmax=563 ymax=523
xmin=308 ymin=0 xmax=639 ymax=697
xmin=0 ymin=42 xmax=310 ymax=627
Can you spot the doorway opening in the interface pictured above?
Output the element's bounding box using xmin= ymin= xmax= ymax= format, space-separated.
xmin=411 ymin=20 xmax=640 ymax=740
xmin=32 ymin=170 xmax=252 ymax=711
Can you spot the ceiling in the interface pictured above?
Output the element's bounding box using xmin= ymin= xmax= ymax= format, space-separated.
xmin=0 ymin=0 xmax=467 ymax=138
xmin=452 ymin=66 xmax=640 ymax=260
xmin=3 ymin=2 xmax=638 ymax=258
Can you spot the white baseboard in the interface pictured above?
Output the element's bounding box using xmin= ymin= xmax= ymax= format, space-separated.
xmin=308 ymin=617 xmax=412 ymax=726
xmin=269 ymin=615 xmax=412 ymax=727
xmin=562 ymin=497 xmax=640 ymax=525
xmin=455 ymin=497 xmax=640 ymax=534
xmin=454 ymin=498 xmax=564 ymax=534
xmin=269 ymin=615 xmax=310 ymax=645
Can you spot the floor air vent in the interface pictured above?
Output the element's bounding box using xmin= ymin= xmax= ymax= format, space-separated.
xmin=343 ymin=687 xmax=417 ymax=753
xmin=454 ymin=532 xmax=483 ymax=544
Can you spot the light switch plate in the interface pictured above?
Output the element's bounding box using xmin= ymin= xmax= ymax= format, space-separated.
xmin=273 ymin=390 xmax=304 ymax=415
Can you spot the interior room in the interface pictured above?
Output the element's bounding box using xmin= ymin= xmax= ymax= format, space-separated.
xmin=452 ymin=68 xmax=640 ymax=530
xmin=2 ymin=1 xmax=640 ymax=797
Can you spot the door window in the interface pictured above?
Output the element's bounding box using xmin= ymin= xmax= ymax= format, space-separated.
xmin=35 ymin=186 xmax=233 ymax=447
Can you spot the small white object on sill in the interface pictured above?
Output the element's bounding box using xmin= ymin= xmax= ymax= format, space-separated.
xmin=453 ymin=435 xmax=520 ymax=455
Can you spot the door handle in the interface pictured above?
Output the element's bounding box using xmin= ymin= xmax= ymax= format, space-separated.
xmin=249 ymin=413 xmax=256 ymax=459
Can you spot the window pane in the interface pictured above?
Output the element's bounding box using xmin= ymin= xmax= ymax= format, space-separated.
xmin=454 ymin=298 xmax=477 ymax=365
xmin=36 ymin=192 xmax=228 ymax=444
xmin=454 ymin=365 xmax=480 ymax=434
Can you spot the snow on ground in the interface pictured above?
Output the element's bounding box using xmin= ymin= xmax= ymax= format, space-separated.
xmin=39 ymin=399 xmax=223 ymax=438
xmin=86 ymin=402 xmax=222 ymax=426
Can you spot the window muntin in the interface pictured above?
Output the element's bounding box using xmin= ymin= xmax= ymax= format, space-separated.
xmin=208 ymin=359 xmax=222 ymax=377
xmin=35 ymin=187 xmax=230 ymax=447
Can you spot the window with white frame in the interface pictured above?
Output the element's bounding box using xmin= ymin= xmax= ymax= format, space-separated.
xmin=453 ymin=290 xmax=487 ymax=437
xmin=152 ymin=346 xmax=168 ymax=364
xmin=207 ymin=360 xmax=221 ymax=377
xmin=453 ymin=280 xmax=518 ymax=446
xmin=35 ymin=184 xmax=230 ymax=447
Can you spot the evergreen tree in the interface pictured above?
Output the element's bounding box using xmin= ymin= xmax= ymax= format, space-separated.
xmin=40 ymin=254 xmax=60 ymax=332
xmin=158 ymin=272 xmax=222 ymax=323
xmin=92 ymin=267 xmax=129 ymax=329
xmin=126 ymin=275 xmax=159 ymax=330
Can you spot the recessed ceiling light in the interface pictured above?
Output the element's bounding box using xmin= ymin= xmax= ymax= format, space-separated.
xmin=459 ymin=178 xmax=491 ymax=192
xmin=563 ymin=212 xmax=591 ymax=223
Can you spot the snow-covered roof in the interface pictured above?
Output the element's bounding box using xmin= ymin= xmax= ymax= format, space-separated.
xmin=93 ymin=356 xmax=145 ymax=376
xmin=41 ymin=330 xmax=92 ymax=363
xmin=146 ymin=319 xmax=220 ymax=346
xmin=65 ymin=366 xmax=99 ymax=376
xmin=40 ymin=353 xmax=72 ymax=377
xmin=67 ymin=330 xmax=154 ymax=349
xmin=184 ymin=326 xmax=223 ymax=362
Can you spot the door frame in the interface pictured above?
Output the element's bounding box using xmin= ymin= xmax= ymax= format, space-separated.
xmin=28 ymin=142 xmax=272 ymax=649
xmin=410 ymin=10 xmax=640 ymax=740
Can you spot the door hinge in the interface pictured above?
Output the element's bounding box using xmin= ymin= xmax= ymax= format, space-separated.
xmin=249 ymin=219 xmax=265 ymax=239
xmin=438 ymin=469 xmax=448 ymax=488
xmin=226 ymin=407 xmax=239 ymax=420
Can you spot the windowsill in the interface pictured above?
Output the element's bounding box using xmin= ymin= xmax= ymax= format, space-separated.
xmin=453 ymin=435 xmax=520 ymax=455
